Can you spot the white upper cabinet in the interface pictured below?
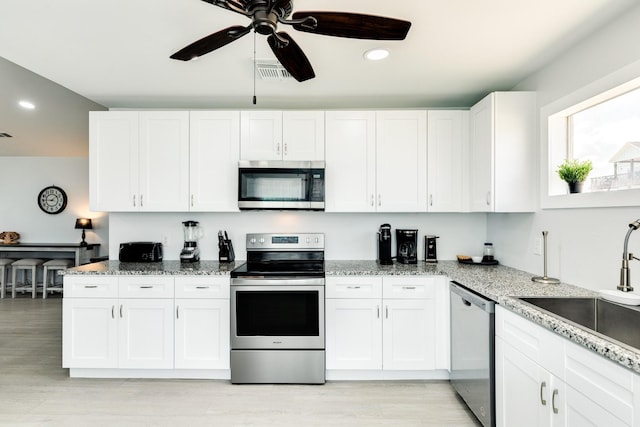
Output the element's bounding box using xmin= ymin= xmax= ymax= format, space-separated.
xmin=240 ymin=110 xmax=324 ymax=161
xmin=325 ymin=110 xmax=427 ymax=212
xmin=427 ymin=110 xmax=469 ymax=212
xmin=189 ymin=111 xmax=240 ymax=212
xmin=376 ymin=110 xmax=428 ymax=212
xmin=90 ymin=111 xmax=190 ymax=212
xmin=325 ymin=111 xmax=376 ymax=212
xmin=469 ymin=91 xmax=536 ymax=212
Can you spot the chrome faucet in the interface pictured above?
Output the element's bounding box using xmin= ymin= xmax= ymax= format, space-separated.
xmin=619 ymin=218 xmax=640 ymax=292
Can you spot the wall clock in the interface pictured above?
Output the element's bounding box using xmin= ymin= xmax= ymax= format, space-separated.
xmin=37 ymin=185 xmax=68 ymax=214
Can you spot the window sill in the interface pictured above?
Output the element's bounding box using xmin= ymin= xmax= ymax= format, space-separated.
xmin=542 ymin=187 xmax=640 ymax=209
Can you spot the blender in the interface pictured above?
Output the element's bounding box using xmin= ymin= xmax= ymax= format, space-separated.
xmin=180 ymin=220 xmax=201 ymax=263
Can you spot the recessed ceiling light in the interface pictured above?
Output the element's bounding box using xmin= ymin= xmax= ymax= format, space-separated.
xmin=19 ymin=100 xmax=35 ymax=110
xmin=364 ymin=48 xmax=390 ymax=61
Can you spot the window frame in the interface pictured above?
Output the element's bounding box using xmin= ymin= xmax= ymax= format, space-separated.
xmin=541 ymin=61 xmax=640 ymax=209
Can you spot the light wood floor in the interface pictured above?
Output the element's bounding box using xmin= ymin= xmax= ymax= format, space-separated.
xmin=0 ymin=297 xmax=481 ymax=426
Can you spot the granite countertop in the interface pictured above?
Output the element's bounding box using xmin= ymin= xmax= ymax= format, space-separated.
xmin=64 ymin=259 xmax=640 ymax=375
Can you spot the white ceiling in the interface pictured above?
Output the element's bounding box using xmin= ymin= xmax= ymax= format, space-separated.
xmin=1 ymin=0 xmax=638 ymax=111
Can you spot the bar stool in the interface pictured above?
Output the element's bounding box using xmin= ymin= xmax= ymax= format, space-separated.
xmin=0 ymin=258 xmax=15 ymax=299
xmin=42 ymin=259 xmax=74 ymax=299
xmin=11 ymin=258 xmax=44 ymax=299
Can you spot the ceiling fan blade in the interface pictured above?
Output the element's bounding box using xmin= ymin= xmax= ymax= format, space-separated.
xmin=170 ymin=25 xmax=251 ymax=61
xmin=267 ymin=32 xmax=315 ymax=82
xmin=291 ymin=12 xmax=411 ymax=40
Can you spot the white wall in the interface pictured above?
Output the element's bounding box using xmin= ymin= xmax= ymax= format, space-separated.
xmin=0 ymin=157 xmax=108 ymax=254
xmin=108 ymin=212 xmax=487 ymax=261
xmin=490 ymin=4 xmax=640 ymax=291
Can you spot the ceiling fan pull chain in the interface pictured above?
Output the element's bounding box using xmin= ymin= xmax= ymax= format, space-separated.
xmin=253 ymin=30 xmax=257 ymax=105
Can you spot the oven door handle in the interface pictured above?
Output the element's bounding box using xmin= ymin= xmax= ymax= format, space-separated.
xmin=231 ymin=277 xmax=325 ymax=286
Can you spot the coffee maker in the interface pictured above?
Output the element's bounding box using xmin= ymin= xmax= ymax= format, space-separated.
xmin=396 ymin=229 xmax=418 ymax=264
xmin=180 ymin=220 xmax=201 ymax=263
xmin=377 ymin=224 xmax=393 ymax=265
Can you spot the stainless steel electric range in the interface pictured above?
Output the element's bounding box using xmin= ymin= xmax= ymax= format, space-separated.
xmin=230 ymin=233 xmax=325 ymax=384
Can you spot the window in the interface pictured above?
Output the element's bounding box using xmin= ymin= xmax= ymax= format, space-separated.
xmin=543 ymin=68 xmax=640 ymax=209
xmin=570 ymin=87 xmax=640 ymax=193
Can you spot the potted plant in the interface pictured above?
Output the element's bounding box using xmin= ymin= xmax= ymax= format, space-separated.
xmin=556 ymin=159 xmax=593 ymax=193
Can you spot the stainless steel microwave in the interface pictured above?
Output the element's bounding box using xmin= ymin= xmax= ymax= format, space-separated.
xmin=238 ymin=160 xmax=325 ymax=210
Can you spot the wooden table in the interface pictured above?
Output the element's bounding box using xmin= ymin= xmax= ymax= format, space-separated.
xmin=0 ymin=243 xmax=100 ymax=266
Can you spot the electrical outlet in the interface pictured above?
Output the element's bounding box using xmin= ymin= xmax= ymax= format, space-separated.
xmin=534 ymin=237 xmax=542 ymax=255
xmin=161 ymin=234 xmax=170 ymax=246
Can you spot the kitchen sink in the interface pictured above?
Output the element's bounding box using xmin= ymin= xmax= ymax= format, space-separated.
xmin=517 ymin=296 xmax=640 ymax=351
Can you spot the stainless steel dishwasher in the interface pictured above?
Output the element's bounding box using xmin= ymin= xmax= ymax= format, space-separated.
xmin=450 ymin=281 xmax=495 ymax=427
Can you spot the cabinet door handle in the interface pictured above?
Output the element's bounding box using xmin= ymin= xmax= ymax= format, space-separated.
xmin=112 ymin=305 xmax=115 ymax=319
xmin=284 ymin=143 xmax=288 ymax=156
xmin=552 ymin=389 xmax=559 ymax=414
xmin=176 ymin=305 xmax=180 ymax=319
xmin=429 ymin=194 xmax=433 ymax=206
xmin=385 ymin=305 xmax=389 ymax=319
xmin=133 ymin=195 xmax=136 ymax=207
xmin=140 ymin=194 xmax=144 ymax=207
xmin=540 ymin=381 xmax=547 ymax=406
xmin=370 ymin=194 xmax=374 ymax=207
xmin=276 ymin=143 xmax=280 ymax=156
xmin=191 ymin=194 xmax=194 ymax=207
xmin=378 ymin=194 xmax=382 ymax=207
xmin=486 ymin=191 xmax=491 ymax=206
xmin=377 ymin=305 xmax=380 ymax=319
xmin=119 ymin=304 xmax=123 ymax=318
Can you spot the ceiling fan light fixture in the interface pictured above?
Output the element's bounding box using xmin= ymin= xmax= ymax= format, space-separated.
xmin=364 ymin=48 xmax=389 ymax=61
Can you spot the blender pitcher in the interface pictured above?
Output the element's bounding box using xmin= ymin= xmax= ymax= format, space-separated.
xmin=180 ymin=220 xmax=202 ymax=262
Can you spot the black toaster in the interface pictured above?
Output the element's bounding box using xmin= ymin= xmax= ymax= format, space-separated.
xmin=119 ymin=242 xmax=163 ymax=262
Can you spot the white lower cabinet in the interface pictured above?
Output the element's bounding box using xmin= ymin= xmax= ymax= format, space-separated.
xmin=63 ymin=275 xmax=230 ymax=377
xmin=496 ymin=305 xmax=634 ymax=427
xmin=326 ymin=275 xmax=448 ymax=377
xmin=174 ymin=276 xmax=230 ymax=370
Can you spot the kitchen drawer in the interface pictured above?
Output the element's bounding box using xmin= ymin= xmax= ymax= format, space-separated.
xmin=326 ymin=276 xmax=382 ymax=299
xmin=64 ymin=276 xmax=118 ymax=298
xmin=564 ymin=339 xmax=634 ymax=425
xmin=174 ymin=276 xmax=230 ymax=299
xmin=382 ymin=277 xmax=435 ymax=299
xmin=118 ymin=276 xmax=174 ymax=298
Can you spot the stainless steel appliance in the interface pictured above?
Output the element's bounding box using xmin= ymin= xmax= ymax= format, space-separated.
xmin=180 ymin=221 xmax=201 ymax=263
xmin=377 ymin=223 xmax=393 ymax=265
xmin=424 ymin=235 xmax=439 ymax=263
xmin=238 ymin=160 xmax=325 ymax=210
xmin=230 ymin=232 xmax=325 ymax=384
xmin=396 ymin=229 xmax=418 ymax=264
xmin=450 ymin=281 xmax=496 ymax=427
xmin=118 ymin=242 xmax=163 ymax=262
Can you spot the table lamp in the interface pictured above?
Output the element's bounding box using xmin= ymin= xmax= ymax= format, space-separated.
xmin=75 ymin=218 xmax=93 ymax=246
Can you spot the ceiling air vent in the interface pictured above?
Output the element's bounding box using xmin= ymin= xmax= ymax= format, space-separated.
xmin=0 ymin=132 xmax=13 ymax=138
xmin=255 ymin=60 xmax=293 ymax=81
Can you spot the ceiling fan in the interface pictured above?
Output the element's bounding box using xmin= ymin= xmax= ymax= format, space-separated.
xmin=170 ymin=0 xmax=411 ymax=82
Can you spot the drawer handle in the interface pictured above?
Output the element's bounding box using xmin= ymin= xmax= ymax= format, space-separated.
xmin=402 ymin=286 xmax=417 ymax=290
xmin=139 ymin=285 xmax=154 ymax=289
xmin=346 ymin=286 xmax=361 ymax=289
xmin=540 ymin=381 xmax=547 ymax=406
xmin=552 ymin=389 xmax=559 ymax=414
xmin=84 ymin=285 xmax=98 ymax=289
xmin=196 ymin=286 xmax=210 ymax=289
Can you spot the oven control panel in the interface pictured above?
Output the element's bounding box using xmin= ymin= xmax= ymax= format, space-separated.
xmin=246 ymin=233 xmax=325 ymax=250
